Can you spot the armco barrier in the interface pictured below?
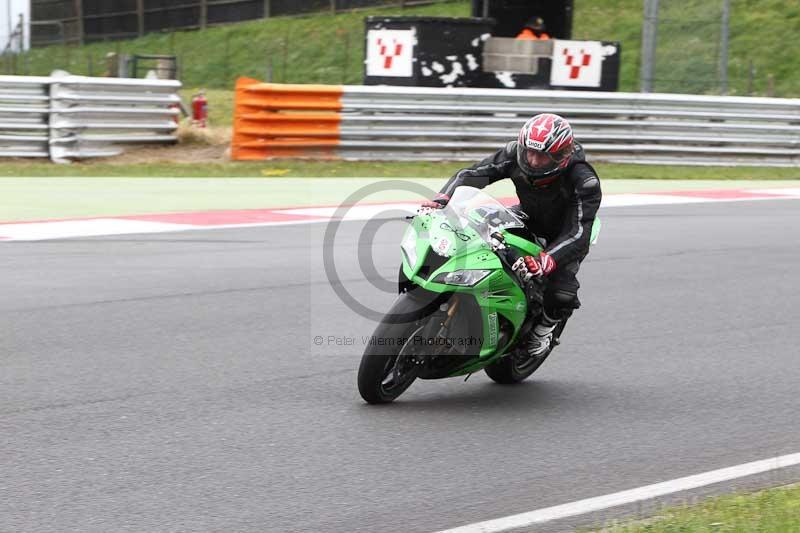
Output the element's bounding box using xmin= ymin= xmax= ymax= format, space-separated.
xmin=0 ymin=71 xmax=181 ymax=162
xmin=231 ymin=77 xmax=800 ymax=166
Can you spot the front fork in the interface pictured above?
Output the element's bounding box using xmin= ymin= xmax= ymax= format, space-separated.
xmin=419 ymin=294 xmax=462 ymax=355
xmin=396 ymin=294 xmax=464 ymax=374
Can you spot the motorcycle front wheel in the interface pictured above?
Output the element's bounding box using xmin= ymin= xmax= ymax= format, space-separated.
xmin=357 ymin=294 xmax=436 ymax=404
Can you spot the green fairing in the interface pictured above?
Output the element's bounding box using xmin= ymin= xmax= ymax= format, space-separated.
xmin=401 ymin=211 xmax=540 ymax=375
xmin=590 ymin=217 xmax=602 ymax=245
xmin=503 ymin=232 xmax=542 ymax=257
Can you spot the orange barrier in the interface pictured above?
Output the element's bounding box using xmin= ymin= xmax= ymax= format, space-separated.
xmin=231 ymin=78 xmax=344 ymax=160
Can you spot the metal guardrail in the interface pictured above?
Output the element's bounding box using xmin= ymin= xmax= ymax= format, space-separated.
xmin=0 ymin=72 xmax=181 ymax=162
xmin=231 ymin=79 xmax=800 ymax=166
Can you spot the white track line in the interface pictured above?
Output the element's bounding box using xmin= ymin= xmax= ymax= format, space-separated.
xmin=0 ymin=218 xmax=191 ymax=241
xmin=434 ymin=452 xmax=800 ymax=533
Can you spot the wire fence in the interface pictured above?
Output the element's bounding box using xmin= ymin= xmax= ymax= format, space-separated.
xmin=0 ymin=26 xmax=373 ymax=88
xmin=29 ymin=0 xmax=448 ymax=45
xmin=652 ymin=0 xmax=725 ymax=94
xmin=8 ymin=0 xmax=460 ymax=89
xmin=2 ymin=1 xmax=467 ymax=89
xmin=650 ymin=0 xmax=777 ymax=97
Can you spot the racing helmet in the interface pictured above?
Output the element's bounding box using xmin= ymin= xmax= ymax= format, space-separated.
xmin=516 ymin=113 xmax=575 ymax=182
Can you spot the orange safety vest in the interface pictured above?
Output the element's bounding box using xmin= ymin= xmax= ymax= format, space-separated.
xmin=515 ymin=28 xmax=551 ymax=41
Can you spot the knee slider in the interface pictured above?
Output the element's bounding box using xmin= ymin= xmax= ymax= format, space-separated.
xmin=553 ymin=289 xmax=580 ymax=310
xmin=545 ymin=290 xmax=580 ymax=319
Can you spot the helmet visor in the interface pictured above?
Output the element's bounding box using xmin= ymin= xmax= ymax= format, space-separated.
xmin=521 ymin=146 xmax=571 ymax=175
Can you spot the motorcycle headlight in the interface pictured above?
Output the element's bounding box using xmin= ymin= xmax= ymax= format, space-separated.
xmin=401 ymin=226 xmax=418 ymax=269
xmin=432 ymin=269 xmax=492 ymax=287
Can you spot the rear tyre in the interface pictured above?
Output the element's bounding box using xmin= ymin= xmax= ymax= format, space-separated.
xmin=483 ymin=350 xmax=550 ymax=384
xmin=484 ymin=320 xmax=566 ymax=384
xmin=357 ymin=294 xmax=433 ymax=404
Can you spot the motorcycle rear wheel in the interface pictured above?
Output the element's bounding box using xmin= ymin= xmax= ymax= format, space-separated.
xmin=484 ymin=349 xmax=550 ymax=384
xmin=484 ymin=320 xmax=566 ymax=384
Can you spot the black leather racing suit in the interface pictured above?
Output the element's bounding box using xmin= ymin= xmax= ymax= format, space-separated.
xmin=439 ymin=141 xmax=602 ymax=320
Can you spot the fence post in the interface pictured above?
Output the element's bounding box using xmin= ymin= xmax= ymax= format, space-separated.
xmin=5 ymin=0 xmax=11 ymax=52
xmin=639 ymin=0 xmax=659 ymax=92
xmin=200 ymin=0 xmax=208 ymax=30
xmin=340 ymin=29 xmax=350 ymax=83
xmin=281 ymin=36 xmax=288 ymax=82
xmin=224 ymin=31 xmax=231 ymax=84
xmin=263 ymin=0 xmax=271 ymax=18
xmin=17 ymin=13 xmax=24 ymax=57
xmin=136 ymin=0 xmax=145 ymax=36
xmin=331 ymin=0 xmax=336 ymax=14
xmin=719 ymin=0 xmax=730 ymax=95
xmin=74 ymin=0 xmax=84 ymax=44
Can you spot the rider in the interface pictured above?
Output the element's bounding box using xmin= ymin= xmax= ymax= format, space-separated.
xmin=421 ymin=113 xmax=602 ymax=357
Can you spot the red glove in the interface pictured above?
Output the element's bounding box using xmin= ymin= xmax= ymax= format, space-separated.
xmin=538 ymin=252 xmax=556 ymax=275
xmin=419 ymin=193 xmax=450 ymax=212
xmin=511 ymin=252 xmax=556 ymax=282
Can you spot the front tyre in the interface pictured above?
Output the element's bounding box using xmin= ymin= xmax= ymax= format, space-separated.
xmin=357 ymin=294 xmax=433 ymax=404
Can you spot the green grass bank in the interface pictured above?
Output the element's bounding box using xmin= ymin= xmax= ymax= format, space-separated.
xmin=13 ymin=1 xmax=800 ymax=96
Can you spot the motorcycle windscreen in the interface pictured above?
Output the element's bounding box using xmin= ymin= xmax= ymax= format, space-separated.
xmin=441 ymin=186 xmax=525 ymax=244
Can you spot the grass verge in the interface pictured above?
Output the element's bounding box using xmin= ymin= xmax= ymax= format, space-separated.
xmin=2 ymin=176 xmax=798 ymax=222
xmin=594 ymin=483 xmax=800 ymax=532
xmin=0 ymin=160 xmax=799 ymax=179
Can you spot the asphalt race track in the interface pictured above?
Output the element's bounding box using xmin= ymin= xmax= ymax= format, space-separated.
xmin=3 ymin=199 xmax=800 ymax=532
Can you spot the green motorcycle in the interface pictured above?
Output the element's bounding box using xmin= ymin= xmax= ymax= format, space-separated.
xmin=357 ymin=186 xmax=600 ymax=404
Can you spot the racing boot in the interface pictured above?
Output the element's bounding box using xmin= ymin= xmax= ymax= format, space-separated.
xmin=527 ymin=312 xmax=559 ymax=357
